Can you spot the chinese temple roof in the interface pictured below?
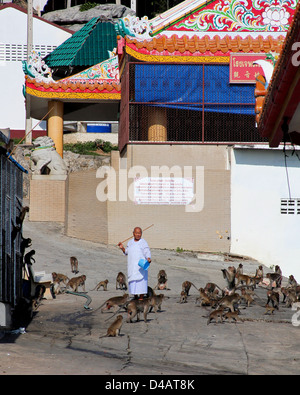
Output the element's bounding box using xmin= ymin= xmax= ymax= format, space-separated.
xmin=44 ymin=17 xmax=118 ymax=68
xmin=119 ymin=34 xmax=285 ymax=62
xmin=149 ymin=0 xmax=296 ymax=37
xmin=256 ymin=0 xmax=300 ymax=147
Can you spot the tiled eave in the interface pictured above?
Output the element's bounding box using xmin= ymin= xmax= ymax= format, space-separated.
xmin=257 ymin=1 xmax=300 ymax=147
xmin=25 ymin=75 xmax=121 ymax=100
xmin=119 ymin=34 xmax=285 ymax=62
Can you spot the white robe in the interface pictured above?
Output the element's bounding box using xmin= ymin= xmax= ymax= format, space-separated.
xmin=125 ymin=239 xmax=151 ymax=293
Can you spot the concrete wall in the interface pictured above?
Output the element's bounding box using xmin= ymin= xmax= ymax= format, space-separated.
xmin=65 ymin=170 xmax=108 ymax=244
xmin=29 ymin=176 xmax=66 ymax=222
xmin=230 ymin=146 xmax=300 ymax=280
xmin=64 ymin=144 xmax=231 ymax=252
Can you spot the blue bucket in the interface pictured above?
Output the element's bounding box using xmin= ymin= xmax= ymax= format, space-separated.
xmin=138 ymin=259 xmax=150 ymax=270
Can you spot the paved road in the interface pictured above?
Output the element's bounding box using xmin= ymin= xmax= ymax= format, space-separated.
xmin=0 ymin=220 xmax=299 ymax=376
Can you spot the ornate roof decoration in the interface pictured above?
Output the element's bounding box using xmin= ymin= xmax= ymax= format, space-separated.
xmin=256 ymin=0 xmax=300 ymax=146
xmin=119 ymin=33 xmax=285 ymax=63
xmin=115 ymin=15 xmax=153 ymax=40
xmin=24 ymin=51 xmax=120 ymax=100
xmin=114 ymin=0 xmax=297 ymax=41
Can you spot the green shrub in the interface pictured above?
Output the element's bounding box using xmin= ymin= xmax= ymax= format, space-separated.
xmin=79 ymin=2 xmax=98 ymax=12
xmin=63 ymin=139 xmax=118 ymax=155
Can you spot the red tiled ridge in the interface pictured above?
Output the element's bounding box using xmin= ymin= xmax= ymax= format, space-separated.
xmin=124 ymin=34 xmax=285 ymax=56
xmin=25 ymin=75 xmax=121 ymax=93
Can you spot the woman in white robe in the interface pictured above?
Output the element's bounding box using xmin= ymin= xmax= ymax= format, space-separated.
xmin=118 ymin=227 xmax=151 ymax=299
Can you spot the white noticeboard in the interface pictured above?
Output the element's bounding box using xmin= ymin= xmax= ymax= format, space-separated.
xmin=134 ymin=177 xmax=194 ymax=205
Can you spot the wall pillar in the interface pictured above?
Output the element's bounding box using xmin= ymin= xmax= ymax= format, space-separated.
xmin=148 ymin=107 xmax=167 ymax=142
xmin=48 ymin=100 xmax=64 ymax=157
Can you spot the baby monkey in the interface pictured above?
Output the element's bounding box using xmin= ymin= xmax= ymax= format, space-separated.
xmin=99 ymin=315 xmax=123 ymax=338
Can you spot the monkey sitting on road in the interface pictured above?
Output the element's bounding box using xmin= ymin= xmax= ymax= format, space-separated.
xmin=67 ymin=275 xmax=86 ymax=292
xmin=70 ymin=256 xmax=79 ymax=274
xmin=154 ymin=269 xmax=170 ymax=290
xmin=99 ymin=315 xmax=123 ymax=338
xmin=116 ymin=272 xmax=127 ymax=291
xmin=91 ymin=279 xmax=109 ymax=291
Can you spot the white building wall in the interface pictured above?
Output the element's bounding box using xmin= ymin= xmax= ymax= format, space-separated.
xmin=0 ymin=6 xmax=72 ymax=131
xmin=231 ymin=146 xmax=300 ymax=280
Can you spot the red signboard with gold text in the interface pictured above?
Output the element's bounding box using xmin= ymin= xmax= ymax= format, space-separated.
xmin=230 ymin=53 xmax=268 ymax=84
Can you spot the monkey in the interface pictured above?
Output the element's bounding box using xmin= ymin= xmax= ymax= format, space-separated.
xmin=99 ymin=315 xmax=123 ymax=338
xmin=148 ymin=294 xmax=166 ymax=313
xmin=116 ymin=272 xmax=127 ymax=291
xmin=181 ymin=280 xmax=198 ymax=296
xmin=11 ymin=221 xmax=21 ymax=242
xmin=100 ymin=294 xmax=129 ymax=313
xmin=16 ymin=206 xmax=29 ymax=225
xmin=240 ymin=292 xmax=255 ymax=307
xmin=254 ymin=265 xmax=264 ymax=284
xmin=70 ymin=256 xmax=79 ymax=274
xmin=91 ymin=279 xmax=109 ymax=291
xmin=31 ymin=284 xmax=46 ymax=310
xmin=236 ymin=263 xmax=243 ymax=276
xmin=280 ymin=286 xmax=290 ymax=303
xmin=196 ymin=288 xmax=218 ymax=307
xmin=52 ymin=272 xmax=70 ymax=295
xmin=52 ymin=272 xmax=69 ymax=286
xmin=221 ymin=266 xmax=236 ymax=292
xmin=154 ymin=269 xmax=170 ymax=290
xmin=288 ymin=275 xmax=298 ymax=289
xmin=179 ymin=290 xmax=188 ymax=304
xmin=67 ymin=275 xmax=86 ymax=292
xmin=126 ymin=298 xmax=152 ymax=323
xmin=274 ymin=265 xmax=282 ymax=287
xmin=223 ymin=311 xmax=242 ymax=323
xmin=20 ymin=236 xmax=32 ymax=257
xmin=266 ymin=290 xmax=279 ymax=309
xmin=285 ymin=289 xmax=299 ymax=308
xmin=24 ymin=249 xmax=35 ymax=265
xmin=264 ymin=304 xmax=276 ymax=315
xmin=235 ymin=273 xmax=256 ymax=288
xmin=147 ymin=286 xmax=155 ymax=299
xmin=207 ymin=308 xmax=224 ymax=325
xmin=203 ymin=282 xmax=223 ymax=297
xmin=266 ymin=272 xmax=282 ymax=289
xmin=216 ymin=293 xmax=241 ymax=313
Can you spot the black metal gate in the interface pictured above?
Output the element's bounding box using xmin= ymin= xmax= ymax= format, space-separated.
xmin=0 ymin=153 xmax=24 ymax=308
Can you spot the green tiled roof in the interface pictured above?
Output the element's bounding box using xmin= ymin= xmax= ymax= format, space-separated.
xmin=44 ymin=18 xmax=118 ymax=67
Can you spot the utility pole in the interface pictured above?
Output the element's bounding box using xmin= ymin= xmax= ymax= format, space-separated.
xmin=131 ymin=0 xmax=136 ymax=12
xmin=25 ymin=0 xmax=33 ymax=144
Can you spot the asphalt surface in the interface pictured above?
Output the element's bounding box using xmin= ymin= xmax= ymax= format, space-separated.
xmin=0 ymin=219 xmax=300 ymax=377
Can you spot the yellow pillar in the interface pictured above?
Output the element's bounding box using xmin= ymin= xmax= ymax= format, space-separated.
xmin=148 ymin=107 xmax=167 ymax=142
xmin=47 ymin=100 xmax=64 ymax=157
